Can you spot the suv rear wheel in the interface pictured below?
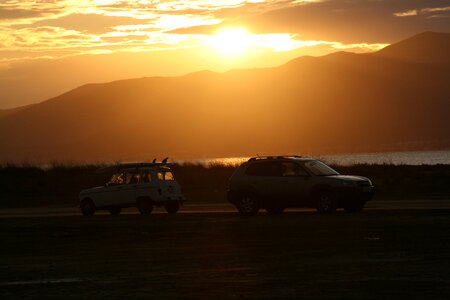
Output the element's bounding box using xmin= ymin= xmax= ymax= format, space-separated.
xmin=315 ymin=191 xmax=337 ymax=213
xmin=237 ymin=194 xmax=259 ymax=215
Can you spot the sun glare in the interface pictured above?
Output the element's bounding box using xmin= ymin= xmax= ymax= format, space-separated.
xmin=209 ymin=28 xmax=251 ymax=56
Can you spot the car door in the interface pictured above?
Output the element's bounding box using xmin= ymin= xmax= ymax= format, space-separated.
xmin=244 ymin=161 xmax=281 ymax=199
xmin=96 ymin=172 xmax=136 ymax=207
xmin=277 ymin=161 xmax=313 ymax=206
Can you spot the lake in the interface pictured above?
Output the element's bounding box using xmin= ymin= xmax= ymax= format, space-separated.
xmin=188 ymin=150 xmax=450 ymax=166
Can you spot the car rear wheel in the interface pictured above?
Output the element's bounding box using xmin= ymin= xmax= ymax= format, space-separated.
xmin=165 ymin=201 xmax=180 ymax=214
xmin=81 ymin=199 xmax=96 ymax=216
xmin=137 ymin=199 xmax=153 ymax=215
xmin=315 ymin=191 xmax=337 ymax=213
xmin=109 ymin=207 xmax=122 ymax=215
xmin=237 ymin=194 xmax=259 ymax=215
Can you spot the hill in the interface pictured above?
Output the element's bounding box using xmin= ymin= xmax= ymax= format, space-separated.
xmin=0 ymin=32 xmax=449 ymax=163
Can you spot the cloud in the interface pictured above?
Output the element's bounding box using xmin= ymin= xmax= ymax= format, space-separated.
xmin=394 ymin=6 xmax=450 ymax=17
xmin=393 ymin=10 xmax=418 ymax=17
xmin=0 ymin=0 xmax=449 ymax=68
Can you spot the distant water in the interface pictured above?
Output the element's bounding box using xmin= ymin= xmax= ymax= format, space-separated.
xmin=190 ymin=150 xmax=450 ymax=166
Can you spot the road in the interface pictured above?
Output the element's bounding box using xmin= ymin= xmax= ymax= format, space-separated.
xmin=1 ymin=201 xmax=450 ymax=299
xmin=1 ymin=199 xmax=450 ymax=218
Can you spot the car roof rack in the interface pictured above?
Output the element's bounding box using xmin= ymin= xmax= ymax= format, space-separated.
xmin=248 ymin=155 xmax=302 ymax=162
xmin=96 ymin=160 xmax=172 ymax=174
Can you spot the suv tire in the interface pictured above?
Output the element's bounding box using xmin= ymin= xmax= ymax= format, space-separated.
xmin=315 ymin=191 xmax=337 ymax=213
xmin=236 ymin=193 xmax=260 ymax=215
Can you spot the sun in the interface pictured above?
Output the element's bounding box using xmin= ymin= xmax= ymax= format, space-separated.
xmin=209 ymin=28 xmax=251 ymax=56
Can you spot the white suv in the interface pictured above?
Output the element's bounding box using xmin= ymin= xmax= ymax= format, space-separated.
xmin=79 ymin=162 xmax=185 ymax=215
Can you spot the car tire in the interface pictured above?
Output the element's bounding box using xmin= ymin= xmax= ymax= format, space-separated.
xmin=109 ymin=207 xmax=122 ymax=215
xmin=81 ymin=199 xmax=96 ymax=216
xmin=266 ymin=206 xmax=285 ymax=215
xmin=315 ymin=191 xmax=337 ymax=213
xmin=165 ymin=201 xmax=180 ymax=214
xmin=344 ymin=201 xmax=365 ymax=213
xmin=236 ymin=193 xmax=259 ymax=215
xmin=137 ymin=198 xmax=153 ymax=215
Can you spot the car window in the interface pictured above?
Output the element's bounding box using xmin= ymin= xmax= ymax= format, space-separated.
xmin=245 ymin=162 xmax=281 ymax=176
xmin=124 ymin=173 xmax=134 ymax=184
xmin=303 ymin=160 xmax=339 ymax=176
xmin=157 ymin=171 xmax=175 ymax=181
xmin=140 ymin=172 xmax=152 ymax=183
xmin=109 ymin=173 xmax=125 ymax=185
xmin=280 ymin=162 xmax=309 ymax=177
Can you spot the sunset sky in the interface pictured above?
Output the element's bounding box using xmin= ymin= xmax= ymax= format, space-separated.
xmin=1 ymin=0 xmax=449 ymax=108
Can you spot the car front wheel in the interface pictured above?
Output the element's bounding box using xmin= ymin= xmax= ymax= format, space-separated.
xmin=237 ymin=194 xmax=259 ymax=215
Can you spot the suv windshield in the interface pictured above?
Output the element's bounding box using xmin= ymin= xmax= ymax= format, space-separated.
xmin=303 ymin=160 xmax=339 ymax=176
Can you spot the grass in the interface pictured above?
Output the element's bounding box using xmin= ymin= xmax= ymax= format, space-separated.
xmin=0 ymin=162 xmax=449 ymax=208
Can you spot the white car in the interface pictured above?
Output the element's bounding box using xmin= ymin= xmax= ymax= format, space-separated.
xmin=79 ymin=162 xmax=185 ymax=215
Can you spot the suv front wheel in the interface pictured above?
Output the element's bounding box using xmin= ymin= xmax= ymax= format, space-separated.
xmin=236 ymin=194 xmax=260 ymax=215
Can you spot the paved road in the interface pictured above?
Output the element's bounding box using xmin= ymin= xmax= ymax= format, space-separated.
xmin=0 ymin=200 xmax=449 ymax=218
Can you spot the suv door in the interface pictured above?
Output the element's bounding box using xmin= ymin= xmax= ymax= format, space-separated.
xmin=244 ymin=161 xmax=283 ymax=199
xmin=277 ymin=161 xmax=313 ymax=206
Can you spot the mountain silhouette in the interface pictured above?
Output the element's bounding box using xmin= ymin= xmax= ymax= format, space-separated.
xmin=0 ymin=32 xmax=449 ymax=163
xmin=375 ymin=32 xmax=450 ymax=64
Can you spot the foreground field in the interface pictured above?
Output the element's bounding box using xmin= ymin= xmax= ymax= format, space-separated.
xmin=1 ymin=210 xmax=450 ymax=299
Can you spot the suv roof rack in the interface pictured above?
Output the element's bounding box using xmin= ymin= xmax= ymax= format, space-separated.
xmin=248 ymin=155 xmax=302 ymax=162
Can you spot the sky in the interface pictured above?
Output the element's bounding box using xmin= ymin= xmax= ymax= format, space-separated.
xmin=1 ymin=0 xmax=449 ymax=109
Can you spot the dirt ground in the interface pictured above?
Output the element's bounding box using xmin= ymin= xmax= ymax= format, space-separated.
xmin=1 ymin=209 xmax=450 ymax=299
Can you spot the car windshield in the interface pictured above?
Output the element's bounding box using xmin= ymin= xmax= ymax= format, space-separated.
xmin=303 ymin=160 xmax=339 ymax=176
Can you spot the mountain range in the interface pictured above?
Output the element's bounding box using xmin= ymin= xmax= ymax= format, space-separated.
xmin=0 ymin=32 xmax=449 ymax=163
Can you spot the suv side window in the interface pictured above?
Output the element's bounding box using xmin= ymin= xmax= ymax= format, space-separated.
xmin=280 ymin=162 xmax=309 ymax=177
xmin=245 ymin=162 xmax=281 ymax=177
